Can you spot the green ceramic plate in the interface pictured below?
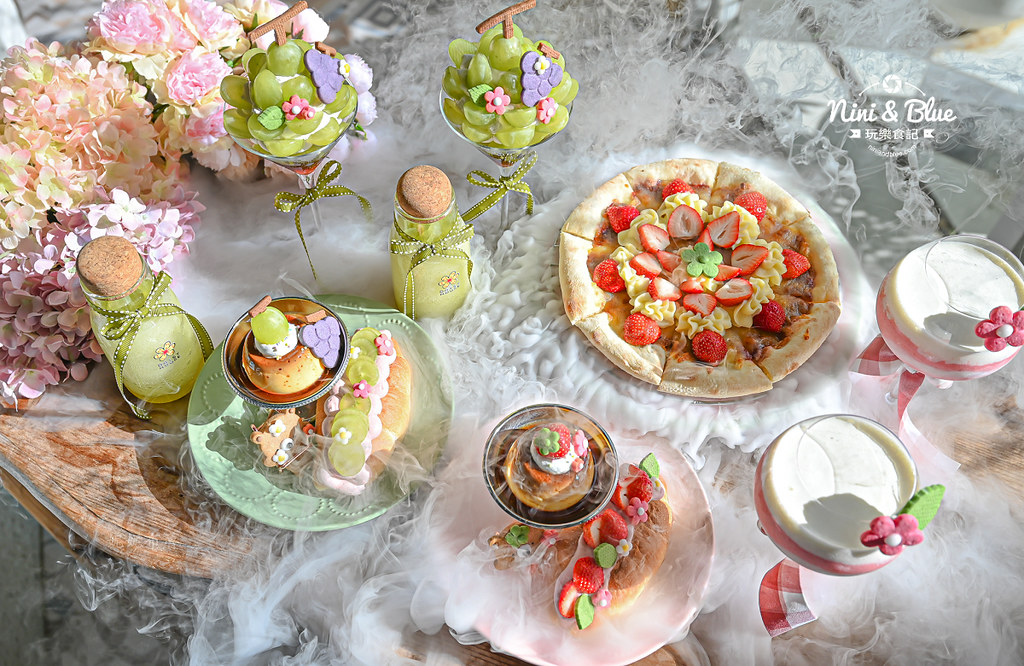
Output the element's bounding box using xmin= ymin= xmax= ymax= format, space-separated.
xmin=187 ymin=294 xmax=452 ymax=530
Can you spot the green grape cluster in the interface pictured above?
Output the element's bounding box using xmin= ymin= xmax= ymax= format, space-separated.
xmin=441 ymin=24 xmax=578 ymax=150
xmin=221 ymin=40 xmax=358 ymax=159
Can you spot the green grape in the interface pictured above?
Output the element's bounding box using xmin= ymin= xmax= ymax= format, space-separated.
xmin=285 ymin=110 xmax=321 ymax=135
xmin=247 ymin=113 xmax=283 ymax=142
xmin=250 ymin=306 xmax=289 ymax=345
xmin=488 ymin=37 xmax=523 ymax=71
xmin=309 ymin=117 xmax=341 ymax=146
xmin=497 ymin=72 xmax=523 ymax=105
xmin=281 ymin=75 xmax=314 ymax=102
xmin=550 ymin=74 xmax=578 ymax=105
xmin=461 ymin=122 xmax=493 ymax=144
xmin=253 ymin=69 xmax=283 ymax=109
xmin=467 ymin=53 xmax=492 ymax=88
xmin=520 ymin=38 xmax=536 ymax=54
xmin=346 ymin=356 xmax=379 ymax=385
xmin=448 ymin=38 xmax=476 ymax=66
xmin=442 ymin=66 xmax=466 ymax=99
xmin=241 ymin=48 xmax=265 ymax=71
xmin=442 ymin=97 xmax=466 ymax=127
xmin=245 ymin=52 xmax=267 ymax=81
xmin=335 ymin=393 xmax=371 ymax=415
xmin=267 ymin=41 xmax=303 ymax=76
xmin=535 ymin=103 xmax=569 ymax=135
xmin=263 ymin=137 xmax=304 ymax=157
xmin=496 ymin=124 xmax=535 ymax=149
xmin=293 ymin=39 xmax=313 ymax=53
xmin=220 ymin=75 xmax=251 ymax=110
xmin=325 ymin=85 xmax=356 ymax=118
xmin=223 ymin=108 xmax=253 ymax=139
xmin=462 ymin=100 xmax=495 ymax=126
xmin=478 ymin=23 xmax=523 ymax=55
xmin=349 ymin=333 xmax=378 ymax=360
xmin=328 ymin=437 xmax=366 ymax=477
xmin=499 ymin=106 xmax=536 ymax=129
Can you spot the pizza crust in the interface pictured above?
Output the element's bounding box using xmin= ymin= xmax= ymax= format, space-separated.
xmin=710 ymin=162 xmax=810 ymax=227
xmin=659 ymin=349 xmax=772 ymax=398
xmin=562 ymin=173 xmax=634 ymax=240
xmin=574 ymin=312 xmax=666 ymax=384
xmin=623 ymin=159 xmax=718 ymax=207
xmin=789 ymin=216 xmax=840 ymax=303
xmin=755 ymin=301 xmax=841 ymax=381
xmin=558 ymin=232 xmax=609 ymax=325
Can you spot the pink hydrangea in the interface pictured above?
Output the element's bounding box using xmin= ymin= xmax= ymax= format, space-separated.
xmin=88 ymin=0 xmax=197 ymax=55
xmin=163 ymin=48 xmax=231 ymax=105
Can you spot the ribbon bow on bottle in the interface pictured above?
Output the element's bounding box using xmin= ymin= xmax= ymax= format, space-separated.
xmin=389 ymin=222 xmax=475 ymax=320
xmin=461 ymin=151 xmax=537 ymax=222
xmin=274 ymin=160 xmax=372 ymax=279
xmin=90 ymin=272 xmax=213 ymax=419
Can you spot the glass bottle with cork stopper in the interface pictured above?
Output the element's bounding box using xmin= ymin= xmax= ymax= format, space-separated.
xmin=390 ymin=165 xmax=474 ymax=319
xmin=77 ymin=236 xmax=212 ymax=415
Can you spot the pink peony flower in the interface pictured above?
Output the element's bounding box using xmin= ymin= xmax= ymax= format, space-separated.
xmin=355 ymin=91 xmax=377 ymax=126
xmin=88 ymin=0 xmax=197 ymax=55
xmin=184 ymin=0 xmax=244 ymax=51
xmin=860 ymin=514 xmax=924 ymax=556
xmin=219 ymin=0 xmax=288 ymax=30
xmin=183 ymin=102 xmax=227 ymax=145
xmin=164 ymin=47 xmax=232 ymax=105
xmin=975 ymin=305 xmax=1024 ymax=352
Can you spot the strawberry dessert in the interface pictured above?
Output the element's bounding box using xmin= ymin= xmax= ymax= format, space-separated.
xmin=502 ymin=421 xmax=594 ymax=512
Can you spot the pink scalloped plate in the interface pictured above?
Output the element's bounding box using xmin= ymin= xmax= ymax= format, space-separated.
xmin=449 ymin=445 xmax=714 ymax=666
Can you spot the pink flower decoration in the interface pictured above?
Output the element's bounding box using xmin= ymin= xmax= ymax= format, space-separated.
xmin=536 ymin=97 xmax=558 ymax=124
xmin=626 ymin=497 xmax=649 ymax=525
xmin=594 ymin=589 xmax=612 ymax=608
xmin=572 ymin=428 xmax=588 ymax=457
xmin=860 ymin=514 xmax=924 ymax=556
xmin=483 ymin=87 xmax=511 ymax=115
xmin=975 ymin=306 xmax=1024 ymax=352
xmin=281 ymin=95 xmax=314 ymax=121
xmin=164 ymin=48 xmax=231 ymax=105
xmin=352 ymin=380 xmax=371 ymax=399
xmin=374 ymin=333 xmax=394 ymax=356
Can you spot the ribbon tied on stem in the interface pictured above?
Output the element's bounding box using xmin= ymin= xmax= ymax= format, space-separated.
xmin=462 ymin=151 xmax=537 ymax=222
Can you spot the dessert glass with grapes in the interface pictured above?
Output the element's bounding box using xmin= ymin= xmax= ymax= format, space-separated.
xmin=440 ymin=1 xmax=579 ymax=232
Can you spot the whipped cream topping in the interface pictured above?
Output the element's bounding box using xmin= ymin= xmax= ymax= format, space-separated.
xmin=254 ymin=324 xmax=298 ymax=359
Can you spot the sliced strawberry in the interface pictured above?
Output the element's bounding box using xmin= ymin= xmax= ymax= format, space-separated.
xmin=625 ymin=470 xmax=654 ymax=504
xmin=735 ymin=191 xmax=768 ymax=222
xmin=623 ymin=312 xmax=660 ymax=346
xmin=592 ymin=259 xmax=625 ymax=293
xmin=691 ymin=330 xmax=727 ymax=364
xmin=572 ymin=557 xmax=604 ymax=594
xmin=629 ymin=252 xmax=662 ymax=279
xmin=731 ymin=244 xmax=769 ymax=276
xmin=661 ymin=178 xmax=693 ymax=199
xmin=583 ymin=508 xmax=629 ymax=547
xmin=707 ymin=211 xmax=740 ymax=248
xmin=714 ymin=264 xmax=741 ymax=281
xmin=606 ymin=203 xmax=640 ymax=233
xmin=656 ymin=250 xmax=681 ymax=273
xmin=696 ymin=226 xmax=713 ymax=249
xmin=680 ymin=277 xmax=704 ymax=294
xmin=682 ymin=293 xmax=717 ymax=316
xmin=648 ymin=277 xmax=681 ymax=302
xmin=558 ymin=581 xmax=581 ymax=618
xmin=715 ymin=277 xmax=754 ymax=306
xmin=638 ymin=223 xmax=670 ymax=253
xmin=667 ymin=204 xmax=703 ymax=240
xmin=753 ymin=300 xmax=786 ymax=333
xmin=782 ymin=249 xmax=810 ymax=278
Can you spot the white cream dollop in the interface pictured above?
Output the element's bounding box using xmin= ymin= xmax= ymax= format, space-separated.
xmin=254 ymin=324 xmax=298 ymax=359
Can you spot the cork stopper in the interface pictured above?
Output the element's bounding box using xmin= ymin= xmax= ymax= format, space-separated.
xmin=77 ymin=236 xmax=143 ymax=298
xmin=396 ymin=165 xmax=452 ymax=221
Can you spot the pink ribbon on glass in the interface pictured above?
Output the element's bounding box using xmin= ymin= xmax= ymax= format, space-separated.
xmin=759 ymin=559 xmax=815 ymax=637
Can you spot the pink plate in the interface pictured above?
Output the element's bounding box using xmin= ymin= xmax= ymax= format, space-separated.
xmin=447 ymin=445 xmax=714 ymax=666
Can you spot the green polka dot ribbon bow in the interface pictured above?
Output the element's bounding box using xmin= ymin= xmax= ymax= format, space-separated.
xmin=274 ymin=160 xmax=372 ymax=280
xmin=90 ymin=271 xmax=213 ymax=419
xmin=461 ymin=151 xmax=537 ymax=222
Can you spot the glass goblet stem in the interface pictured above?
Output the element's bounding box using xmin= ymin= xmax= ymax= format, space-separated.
xmin=297 ymin=169 xmax=325 ymax=234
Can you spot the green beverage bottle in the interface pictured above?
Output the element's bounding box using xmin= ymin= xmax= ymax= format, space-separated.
xmin=77 ymin=236 xmax=210 ymax=411
xmin=390 ymin=166 xmax=474 ymax=319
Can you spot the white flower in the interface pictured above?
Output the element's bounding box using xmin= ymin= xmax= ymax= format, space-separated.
xmin=350 ymin=346 xmax=361 ymax=360
xmin=334 ymin=427 xmax=352 ymax=445
xmin=272 ymin=449 xmax=288 ymax=465
xmin=615 ymin=539 xmax=632 ymax=557
xmin=268 ymin=419 xmax=287 ymax=437
xmin=533 ymin=56 xmax=550 ymax=74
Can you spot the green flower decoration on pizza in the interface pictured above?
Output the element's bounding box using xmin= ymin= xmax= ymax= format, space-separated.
xmin=682 ymin=242 xmax=723 ymax=278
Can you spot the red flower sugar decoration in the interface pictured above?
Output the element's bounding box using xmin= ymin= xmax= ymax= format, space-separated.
xmin=975 ymin=305 xmax=1024 ymax=352
xmin=860 ymin=514 xmax=924 ymax=556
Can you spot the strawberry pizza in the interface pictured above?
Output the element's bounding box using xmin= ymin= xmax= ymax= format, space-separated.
xmin=559 ymin=159 xmax=840 ymax=399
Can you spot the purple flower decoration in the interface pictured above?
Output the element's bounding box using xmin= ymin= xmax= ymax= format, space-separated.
xmin=299 ymin=316 xmax=342 ymax=368
xmin=304 ymin=49 xmax=345 ymax=104
xmin=520 ymin=51 xmax=562 ymax=107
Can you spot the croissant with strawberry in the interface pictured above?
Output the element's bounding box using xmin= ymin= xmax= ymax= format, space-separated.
xmin=490 ymin=454 xmax=671 ymax=629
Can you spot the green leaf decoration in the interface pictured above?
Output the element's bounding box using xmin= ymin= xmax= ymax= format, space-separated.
xmin=593 ymin=542 xmax=617 ymax=569
xmin=574 ymin=594 xmax=595 ymax=630
xmin=899 ymin=484 xmax=945 ymax=530
xmin=505 ymin=524 xmax=530 ymax=548
xmin=448 ymin=38 xmax=477 ymax=66
xmin=639 ymin=453 xmax=660 ymax=480
xmin=258 ymin=105 xmax=284 ymax=130
xmin=468 ymin=84 xmax=494 ymax=105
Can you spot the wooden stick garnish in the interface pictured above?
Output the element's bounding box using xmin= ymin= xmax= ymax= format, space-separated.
xmin=314 ymin=41 xmax=337 ymax=57
xmin=247 ymin=0 xmax=309 ymax=46
xmin=305 ymin=309 xmax=328 ymax=323
xmin=537 ymin=41 xmax=560 ymax=61
xmin=476 ymin=0 xmax=536 ymax=39
xmin=249 ymin=295 xmax=273 ymax=318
